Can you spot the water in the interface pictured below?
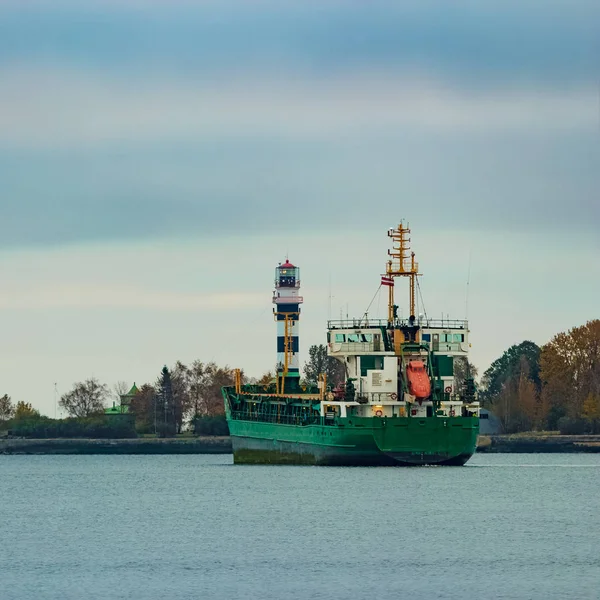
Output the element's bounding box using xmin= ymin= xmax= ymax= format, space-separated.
xmin=1 ymin=453 xmax=599 ymax=600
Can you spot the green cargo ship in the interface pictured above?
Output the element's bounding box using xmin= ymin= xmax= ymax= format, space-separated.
xmin=222 ymin=223 xmax=480 ymax=465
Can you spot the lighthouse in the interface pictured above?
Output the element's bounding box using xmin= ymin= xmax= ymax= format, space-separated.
xmin=273 ymin=259 xmax=303 ymax=393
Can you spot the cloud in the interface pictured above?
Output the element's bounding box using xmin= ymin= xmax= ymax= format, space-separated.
xmin=0 ymin=1 xmax=597 ymax=86
xmin=0 ymin=282 xmax=265 ymax=311
xmin=0 ymin=80 xmax=598 ymax=250
xmin=0 ymin=1 xmax=597 ymax=250
xmin=0 ymin=68 xmax=596 ymax=150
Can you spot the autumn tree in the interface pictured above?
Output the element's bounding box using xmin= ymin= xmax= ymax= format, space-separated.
xmin=581 ymin=393 xmax=600 ymax=433
xmin=128 ymin=384 xmax=157 ymax=434
xmin=59 ymin=378 xmax=109 ymax=418
xmin=0 ymin=394 xmax=14 ymax=421
xmin=303 ymin=344 xmax=346 ymax=388
xmin=201 ymin=364 xmax=235 ymax=416
xmin=540 ymin=319 xmax=600 ymax=430
xmin=582 ymin=393 xmax=600 ymax=422
xmin=186 ymin=361 xmax=236 ymax=418
xmin=517 ymin=366 xmax=539 ymax=429
xmin=13 ymin=401 xmax=40 ymax=420
xmin=125 ymin=361 xmax=236 ymax=435
xmin=258 ymin=371 xmax=275 ymax=386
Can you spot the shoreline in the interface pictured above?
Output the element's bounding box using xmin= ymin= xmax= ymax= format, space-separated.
xmin=476 ymin=434 xmax=600 ymax=454
xmin=0 ymin=436 xmax=232 ymax=455
xmin=2 ymin=434 xmax=600 ymax=455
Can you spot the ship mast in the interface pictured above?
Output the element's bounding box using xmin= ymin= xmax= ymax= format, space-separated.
xmin=386 ymin=222 xmax=420 ymax=324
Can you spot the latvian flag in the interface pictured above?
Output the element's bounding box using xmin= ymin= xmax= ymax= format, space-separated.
xmin=381 ymin=276 xmax=394 ymax=287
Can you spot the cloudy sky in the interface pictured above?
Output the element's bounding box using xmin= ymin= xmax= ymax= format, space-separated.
xmin=1 ymin=0 xmax=598 ymax=415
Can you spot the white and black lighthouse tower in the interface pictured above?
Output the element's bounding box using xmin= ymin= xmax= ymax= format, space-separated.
xmin=273 ymin=260 xmax=303 ymax=393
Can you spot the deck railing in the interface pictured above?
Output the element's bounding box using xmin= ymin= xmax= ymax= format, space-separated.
xmin=327 ymin=318 xmax=468 ymax=330
xmin=230 ymin=410 xmax=335 ymax=427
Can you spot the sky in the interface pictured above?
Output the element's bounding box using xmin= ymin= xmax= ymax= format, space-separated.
xmin=0 ymin=0 xmax=598 ymax=415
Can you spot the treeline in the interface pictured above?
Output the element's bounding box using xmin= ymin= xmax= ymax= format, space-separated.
xmin=0 ymin=360 xmax=236 ymax=439
xmin=129 ymin=362 xmax=233 ymax=436
xmin=480 ymin=319 xmax=600 ymax=434
xmin=5 ymin=415 xmax=138 ymax=439
xmin=0 ymin=397 xmax=137 ymax=439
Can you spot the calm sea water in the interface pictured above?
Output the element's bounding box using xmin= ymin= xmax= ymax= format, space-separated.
xmin=1 ymin=453 xmax=599 ymax=600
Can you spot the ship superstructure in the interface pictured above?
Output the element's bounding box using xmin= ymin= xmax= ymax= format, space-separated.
xmin=324 ymin=223 xmax=475 ymax=423
xmin=222 ymin=222 xmax=480 ymax=466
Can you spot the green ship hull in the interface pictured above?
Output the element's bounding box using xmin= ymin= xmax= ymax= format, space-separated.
xmin=227 ymin=415 xmax=479 ymax=466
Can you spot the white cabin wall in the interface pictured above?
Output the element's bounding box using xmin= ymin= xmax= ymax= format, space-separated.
xmin=347 ymin=356 xmax=358 ymax=379
xmin=363 ymin=356 xmax=398 ymax=400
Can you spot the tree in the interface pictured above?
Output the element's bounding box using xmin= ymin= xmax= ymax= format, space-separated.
xmin=480 ymin=342 xmax=541 ymax=433
xmin=155 ymin=366 xmax=177 ymax=437
xmin=0 ymin=394 xmax=14 ymax=421
xmin=59 ymin=378 xmax=109 ymax=418
xmin=479 ymin=320 xmax=600 ymax=432
xmin=540 ymin=319 xmax=600 ymax=428
xmin=303 ymin=344 xmax=346 ymax=388
xmin=112 ymin=381 xmax=130 ymax=403
xmin=480 ymin=341 xmax=541 ymax=405
xmin=13 ymin=401 xmax=40 ymax=420
xmin=168 ymin=360 xmax=233 ymax=425
xmin=183 ymin=361 xmax=236 ymax=419
xmin=185 ymin=360 xmax=209 ymax=418
xmin=582 ymin=393 xmax=600 ymax=421
xmin=126 ymin=361 xmax=237 ymax=435
xmin=171 ymin=361 xmax=193 ymax=433
xmin=201 ymin=364 xmax=235 ymax=416
xmin=128 ymin=384 xmax=157 ymax=434
xmin=257 ymin=371 xmax=275 ymax=387
xmin=516 ymin=363 xmax=538 ymax=430
xmin=453 ymin=357 xmax=478 ymax=395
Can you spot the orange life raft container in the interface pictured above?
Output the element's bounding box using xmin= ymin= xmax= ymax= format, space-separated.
xmin=406 ymin=360 xmax=431 ymax=399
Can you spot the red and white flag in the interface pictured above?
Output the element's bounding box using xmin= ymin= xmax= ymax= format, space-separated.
xmin=381 ymin=276 xmax=394 ymax=287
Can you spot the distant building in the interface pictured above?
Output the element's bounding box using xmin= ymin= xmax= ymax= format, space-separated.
xmin=105 ymin=383 xmax=139 ymax=415
xmin=479 ymin=408 xmax=502 ymax=434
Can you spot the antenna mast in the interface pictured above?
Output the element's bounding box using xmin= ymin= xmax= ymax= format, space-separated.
xmin=386 ymin=222 xmax=420 ymax=323
xmin=465 ymin=249 xmax=472 ymax=321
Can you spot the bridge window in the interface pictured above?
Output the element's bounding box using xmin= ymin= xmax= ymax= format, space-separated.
xmin=422 ymin=333 xmax=431 ymax=342
xmin=335 ymin=334 xmax=345 ymax=343
xmin=441 ymin=333 xmax=463 ymax=342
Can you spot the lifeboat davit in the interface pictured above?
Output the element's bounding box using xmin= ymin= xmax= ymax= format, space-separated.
xmin=406 ymin=360 xmax=431 ymax=400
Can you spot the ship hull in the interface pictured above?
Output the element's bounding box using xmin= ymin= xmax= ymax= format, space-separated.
xmin=227 ymin=416 xmax=478 ymax=466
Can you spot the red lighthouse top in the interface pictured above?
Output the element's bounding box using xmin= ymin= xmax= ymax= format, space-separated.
xmin=275 ymin=259 xmax=300 ymax=288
